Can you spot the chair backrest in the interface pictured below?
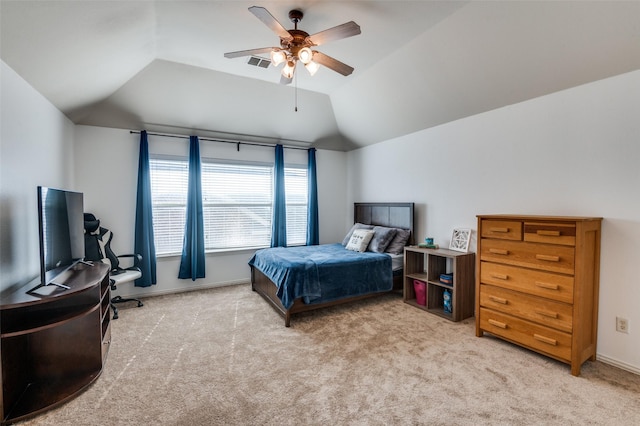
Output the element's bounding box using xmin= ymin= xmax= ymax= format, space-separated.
xmin=84 ymin=213 xmax=120 ymax=271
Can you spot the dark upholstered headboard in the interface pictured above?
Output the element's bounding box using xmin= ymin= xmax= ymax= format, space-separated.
xmin=354 ymin=202 xmax=415 ymax=245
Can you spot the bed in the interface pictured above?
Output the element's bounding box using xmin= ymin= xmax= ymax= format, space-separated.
xmin=249 ymin=202 xmax=414 ymax=326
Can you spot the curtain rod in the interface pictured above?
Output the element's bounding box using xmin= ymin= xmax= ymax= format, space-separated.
xmin=129 ymin=130 xmax=311 ymax=151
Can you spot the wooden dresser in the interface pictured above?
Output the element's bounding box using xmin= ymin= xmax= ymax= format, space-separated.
xmin=476 ymin=215 xmax=601 ymax=376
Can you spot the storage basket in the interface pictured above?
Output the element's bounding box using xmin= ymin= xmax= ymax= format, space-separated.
xmin=413 ymin=280 xmax=426 ymax=306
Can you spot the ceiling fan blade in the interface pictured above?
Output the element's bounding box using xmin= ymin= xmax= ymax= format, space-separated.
xmin=312 ymin=51 xmax=354 ymax=76
xmin=248 ymin=6 xmax=293 ymax=42
xmin=224 ymin=47 xmax=275 ymax=59
xmin=307 ymin=21 xmax=361 ymax=46
xmin=280 ymin=74 xmax=293 ymax=85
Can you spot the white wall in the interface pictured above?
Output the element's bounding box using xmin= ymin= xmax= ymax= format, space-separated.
xmin=0 ymin=61 xmax=76 ymax=292
xmin=346 ymin=70 xmax=640 ymax=374
xmin=73 ymin=125 xmax=348 ymax=298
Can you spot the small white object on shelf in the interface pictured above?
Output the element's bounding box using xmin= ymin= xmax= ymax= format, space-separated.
xmin=449 ymin=228 xmax=471 ymax=252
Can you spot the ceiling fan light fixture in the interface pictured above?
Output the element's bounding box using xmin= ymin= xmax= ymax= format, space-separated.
xmin=305 ymin=60 xmax=320 ymax=76
xmin=282 ymin=60 xmax=296 ymax=79
xmin=271 ymin=49 xmax=287 ymax=66
xmin=298 ymin=47 xmax=313 ymax=64
xmin=224 ymin=7 xmax=362 ymax=83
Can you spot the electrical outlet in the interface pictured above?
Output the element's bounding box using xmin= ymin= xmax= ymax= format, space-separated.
xmin=616 ymin=317 xmax=629 ymax=334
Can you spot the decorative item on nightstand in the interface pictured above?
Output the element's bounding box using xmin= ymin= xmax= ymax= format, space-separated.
xmin=449 ymin=228 xmax=471 ymax=252
xmin=418 ymin=237 xmax=439 ymax=249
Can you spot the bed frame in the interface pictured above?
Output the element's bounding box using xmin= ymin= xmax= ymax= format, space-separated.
xmin=250 ymin=202 xmax=414 ymax=326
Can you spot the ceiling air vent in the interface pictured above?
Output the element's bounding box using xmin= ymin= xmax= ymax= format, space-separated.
xmin=248 ymin=56 xmax=271 ymax=68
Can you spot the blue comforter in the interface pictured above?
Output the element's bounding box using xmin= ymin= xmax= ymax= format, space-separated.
xmin=248 ymin=243 xmax=393 ymax=309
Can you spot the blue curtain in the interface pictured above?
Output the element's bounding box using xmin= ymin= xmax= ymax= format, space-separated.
xmin=306 ymin=148 xmax=319 ymax=245
xmin=271 ymin=144 xmax=287 ymax=247
xmin=134 ymin=130 xmax=157 ymax=287
xmin=178 ymin=136 xmax=206 ymax=280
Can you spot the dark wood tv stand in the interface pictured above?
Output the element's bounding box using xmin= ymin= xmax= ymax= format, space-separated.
xmin=0 ymin=262 xmax=111 ymax=424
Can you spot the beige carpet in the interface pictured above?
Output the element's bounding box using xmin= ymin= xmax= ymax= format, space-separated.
xmin=18 ymin=284 xmax=640 ymax=425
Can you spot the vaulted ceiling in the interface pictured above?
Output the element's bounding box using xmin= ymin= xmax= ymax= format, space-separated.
xmin=2 ymin=1 xmax=639 ymax=151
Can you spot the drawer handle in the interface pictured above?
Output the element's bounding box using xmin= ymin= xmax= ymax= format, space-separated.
xmin=535 ymin=281 xmax=559 ymax=290
xmin=488 ymin=319 xmax=508 ymax=329
xmin=533 ymin=334 xmax=557 ymax=346
xmin=489 ymin=248 xmax=509 ymax=255
xmin=490 ymin=273 xmax=508 ymax=280
xmin=534 ymin=309 xmax=559 ymax=319
xmin=536 ymin=254 xmax=560 ymax=262
xmin=537 ymin=230 xmax=561 ymax=237
xmin=489 ymin=296 xmax=508 ymax=305
xmin=490 ymin=227 xmax=509 ymax=233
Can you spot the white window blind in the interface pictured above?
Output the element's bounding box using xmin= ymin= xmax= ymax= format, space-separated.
xmin=149 ymin=156 xmax=307 ymax=255
xmin=149 ymin=157 xmax=188 ymax=256
xmin=284 ymin=167 xmax=308 ymax=246
xmin=201 ymin=162 xmax=272 ymax=250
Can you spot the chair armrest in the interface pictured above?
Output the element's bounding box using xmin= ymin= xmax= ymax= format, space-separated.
xmin=111 ymin=254 xmax=142 ymax=275
xmin=116 ymin=253 xmax=143 ymax=271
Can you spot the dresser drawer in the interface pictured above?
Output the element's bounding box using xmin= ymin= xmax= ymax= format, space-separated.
xmin=480 ymin=239 xmax=575 ymax=274
xmin=479 ymin=308 xmax=571 ymax=362
xmin=481 ymin=220 xmax=522 ymax=241
xmin=480 ymin=262 xmax=574 ymax=303
xmin=524 ymin=222 xmax=576 ymax=246
xmin=479 ymin=284 xmax=573 ymax=333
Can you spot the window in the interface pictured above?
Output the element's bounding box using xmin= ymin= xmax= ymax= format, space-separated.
xmin=150 ymin=156 xmax=308 ymax=255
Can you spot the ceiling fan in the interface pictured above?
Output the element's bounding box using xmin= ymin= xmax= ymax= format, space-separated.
xmin=224 ymin=6 xmax=361 ymax=84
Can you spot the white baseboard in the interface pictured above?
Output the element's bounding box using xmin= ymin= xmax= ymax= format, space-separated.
xmin=118 ymin=279 xmax=249 ymax=300
xmin=597 ymin=353 xmax=640 ymax=376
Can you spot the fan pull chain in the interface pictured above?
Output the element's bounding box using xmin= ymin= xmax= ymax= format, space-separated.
xmin=294 ymin=67 xmax=298 ymax=112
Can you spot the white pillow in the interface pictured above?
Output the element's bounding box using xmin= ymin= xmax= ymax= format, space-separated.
xmin=341 ymin=223 xmax=373 ymax=246
xmin=345 ymin=229 xmax=375 ymax=252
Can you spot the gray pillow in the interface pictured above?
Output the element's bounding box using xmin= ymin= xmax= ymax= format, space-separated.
xmin=367 ymin=226 xmax=398 ymax=253
xmin=385 ymin=228 xmax=411 ymax=254
xmin=341 ymin=223 xmax=374 ymax=246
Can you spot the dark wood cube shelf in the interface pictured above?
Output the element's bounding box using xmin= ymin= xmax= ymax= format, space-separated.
xmin=403 ymin=246 xmax=475 ymax=321
xmin=0 ymin=263 xmax=111 ymax=425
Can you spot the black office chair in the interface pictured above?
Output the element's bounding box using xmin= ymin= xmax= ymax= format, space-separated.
xmin=84 ymin=213 xmax=144 ymax=319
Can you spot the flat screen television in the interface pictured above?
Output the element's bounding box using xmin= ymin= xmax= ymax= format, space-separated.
xmin=29 ymin=186 xmax=85 ymax=293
